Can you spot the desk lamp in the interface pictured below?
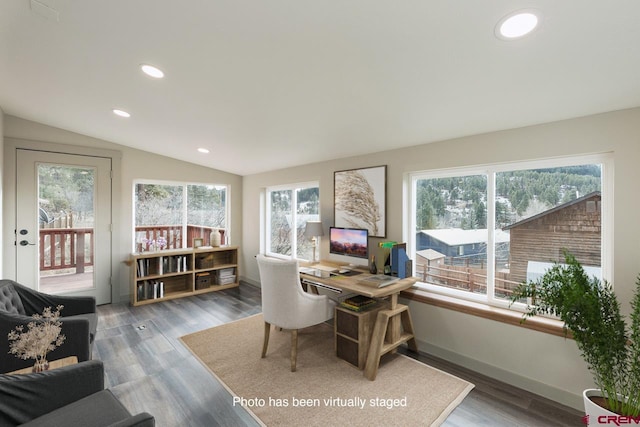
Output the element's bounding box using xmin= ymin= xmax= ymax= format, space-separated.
xmin=303 ymin=221 xmax=324 ymax=264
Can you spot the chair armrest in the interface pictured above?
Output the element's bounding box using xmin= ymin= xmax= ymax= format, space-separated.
xmin=110 ymin=412 xmax=156 ymax=427
xmin=13 ymin=282 xmax=96 ymax=316
xmin=0 ymin=360 xmax=104 ymax=426
xmin=0 ymin=312 xmax=91 ymax=373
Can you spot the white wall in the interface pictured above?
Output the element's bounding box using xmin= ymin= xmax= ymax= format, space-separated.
xmin=2 ymin=115 xmax=243 ymax=302
xmin=242 ymin=107 xmax=640 ymax=409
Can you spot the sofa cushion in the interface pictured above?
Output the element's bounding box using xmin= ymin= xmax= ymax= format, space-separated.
xmin=20 ymin=390 xmax=133 ymax=427
xmin=0 ymin=284 xmax=25 ymax=315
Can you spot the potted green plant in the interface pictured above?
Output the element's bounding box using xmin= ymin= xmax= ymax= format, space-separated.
xmin=510 ymin=252 xmax=640 ymax=419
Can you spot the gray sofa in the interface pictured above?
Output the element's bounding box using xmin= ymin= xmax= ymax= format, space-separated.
xmin=0 ymin=279 xmax=98 ymax=373
xmin=0 ymin=360 xmax=154 ymax=426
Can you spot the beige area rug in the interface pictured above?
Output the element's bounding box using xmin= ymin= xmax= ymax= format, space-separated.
xmin=180 ymin=314 xmax=474 ymax=427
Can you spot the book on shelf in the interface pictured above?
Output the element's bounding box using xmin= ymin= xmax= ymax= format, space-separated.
xmin=165 ymin=255 xmax=189 ymax=273
xmin=137 ymin=258 xmax=150 ymax=277
xmin=216 ymin=267 xmax=235 ymax=277
xmin=339 ymin=294 xmax=377 ymax=312
xmin=137 ymin=280 xmax=165 ymax=301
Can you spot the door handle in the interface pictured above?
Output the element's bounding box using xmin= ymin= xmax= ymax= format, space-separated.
xmin=19 ymin=240 xmax=35 ymax=246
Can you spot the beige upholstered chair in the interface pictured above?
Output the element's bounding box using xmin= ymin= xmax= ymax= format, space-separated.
xmin=256 ymin=254 xmax=335 ymax=371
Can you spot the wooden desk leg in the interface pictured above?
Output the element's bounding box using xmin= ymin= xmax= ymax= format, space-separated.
xmin=364 ymin=310 xmax=391 ymax=381
xmin=389 ymin=293 xmax=398 ymax=309
xmin=387 ymin=311 xmax=401 ymax=354
xmin=364 ymin=304 xmax=418 ymax=380
xmin=385 ymin=292 xmax=400 ymax=354
xmin=401 ymin=309 xmax=418 ymax=352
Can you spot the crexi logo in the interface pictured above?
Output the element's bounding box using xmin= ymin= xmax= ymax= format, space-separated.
xmin=582 ymin=414 xmax=640 ymax=425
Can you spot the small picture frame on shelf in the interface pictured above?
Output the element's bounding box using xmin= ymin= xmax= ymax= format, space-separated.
xmin=193 ymin=238 xmax=204 ymax=248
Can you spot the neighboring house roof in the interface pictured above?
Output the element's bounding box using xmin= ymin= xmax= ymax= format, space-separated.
xmin=503 ymin=191 xmax=601 ymax=231
xmin=419 ymin=228 xmax=510 ymax=246
xmin=416 ymin=249 xmax=446 ymax=261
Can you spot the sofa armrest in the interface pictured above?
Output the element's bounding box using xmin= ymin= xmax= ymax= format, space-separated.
xmin=110 ymin=412 xmax=156 ymax=427
xmin=0 ymin=360 xmax=104 ymax=426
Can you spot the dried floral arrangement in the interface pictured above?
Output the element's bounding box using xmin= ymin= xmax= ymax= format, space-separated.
xmin=8 ymin=305 xmax=66 ymax=368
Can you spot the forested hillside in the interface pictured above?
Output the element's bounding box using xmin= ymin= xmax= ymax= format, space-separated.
xmin=415 ymin=165 xmax=601 ymax=231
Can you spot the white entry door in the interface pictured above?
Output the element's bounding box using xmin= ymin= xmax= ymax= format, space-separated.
xmin=15 ymin=149 xmax=112 ymax=305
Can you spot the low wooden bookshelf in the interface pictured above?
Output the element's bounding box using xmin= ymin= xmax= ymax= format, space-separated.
xmin=130 ymin=246 xmax=239 ymax=306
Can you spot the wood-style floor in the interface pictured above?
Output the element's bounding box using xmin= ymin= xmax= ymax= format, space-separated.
xmin=94 ymin=284 xmax=584 ymax=426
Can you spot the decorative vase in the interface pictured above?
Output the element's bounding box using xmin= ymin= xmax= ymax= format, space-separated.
xmin=369 ymin=256 xmax=377 ymax=274
xmin=210 ymin=229 xmax=221 ymax=247
xmin=32 ymin=359 xmax=49 ymax=373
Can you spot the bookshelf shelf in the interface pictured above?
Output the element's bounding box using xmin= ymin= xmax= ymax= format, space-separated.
xmin=130 ymin=246 xmax=239 ymax=306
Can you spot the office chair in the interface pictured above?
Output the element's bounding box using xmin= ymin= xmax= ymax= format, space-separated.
xmin=256 ymin=254 xmax=335 ymax=371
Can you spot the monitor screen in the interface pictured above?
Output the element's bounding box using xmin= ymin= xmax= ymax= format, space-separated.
xmin=329 ymin=227 xmax=368 ymax=267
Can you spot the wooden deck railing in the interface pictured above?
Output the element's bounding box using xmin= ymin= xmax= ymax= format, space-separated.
xmin=134 ymin=225 xmax=226 ymax=251
xmin=416 ymin=263 xmax=521 ymax=297
xmin=40 ymin=225 xmax=226 ymax=273
xmin=40 ymin=228 xmax=94 ymax=273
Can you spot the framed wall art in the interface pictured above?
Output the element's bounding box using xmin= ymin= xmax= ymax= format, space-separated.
xmin=334 ymin=165 xmax=386 ymax=238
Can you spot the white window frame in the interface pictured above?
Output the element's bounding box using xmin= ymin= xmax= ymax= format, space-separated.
xmin=265 ymin=181 xmax=320 ymax=261
xmin=404 ymin=153 xmax=613 ymax=310
xmin=132 ymin=179 xmax=230 ymax=250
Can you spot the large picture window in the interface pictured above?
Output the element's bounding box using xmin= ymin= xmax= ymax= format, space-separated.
xmin=266 ymin=182 xmax=320 ymax=261
xmin=134 ymin=181 xmax=228 ymax=251
xmin=408 ymin=155 xmax=611 ymax=309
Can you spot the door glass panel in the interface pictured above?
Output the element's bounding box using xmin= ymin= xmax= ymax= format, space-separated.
xmin=38 ymin=164 xmax=95 ymax=293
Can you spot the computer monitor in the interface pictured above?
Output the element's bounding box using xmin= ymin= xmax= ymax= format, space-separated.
xmin=328 ymin=226 xmax=369 ymax=268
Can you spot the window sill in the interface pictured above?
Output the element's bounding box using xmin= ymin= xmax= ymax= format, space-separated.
xmin=400 ymin=288 xmax=571 ymax=339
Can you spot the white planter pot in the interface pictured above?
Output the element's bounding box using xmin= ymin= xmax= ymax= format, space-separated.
xmin=583 ymin=389 xmax=619 ymax=426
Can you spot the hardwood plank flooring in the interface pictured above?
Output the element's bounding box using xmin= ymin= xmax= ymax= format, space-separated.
xmin=95 ymin=284 xmax=583 ymax=426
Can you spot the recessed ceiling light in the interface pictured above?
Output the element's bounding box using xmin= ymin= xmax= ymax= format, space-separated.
xmin=112 ymin=109 xmax=131 ymax=118
xmin=496 ymin=9 xmax=542 ymax=40
xmin=140 ymin=64 xmax=164 ymax=79
xmin=197 ymin=148 xmax=210 ymax=154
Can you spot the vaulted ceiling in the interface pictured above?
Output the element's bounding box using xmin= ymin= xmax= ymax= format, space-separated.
xmin=2 ymin=1 xmax=639 ymax=175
